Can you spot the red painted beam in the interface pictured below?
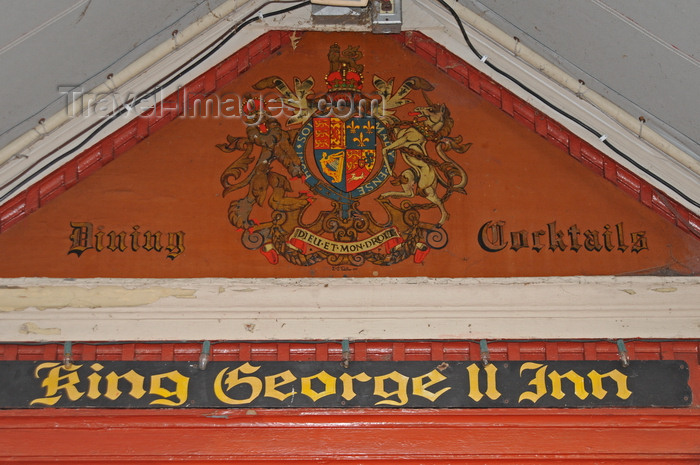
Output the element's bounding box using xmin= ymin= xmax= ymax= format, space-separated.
xmin=0 ymin=409 xmax=698 ymax=462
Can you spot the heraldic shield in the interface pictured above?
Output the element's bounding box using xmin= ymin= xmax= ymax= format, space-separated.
xmin=313 ymin=117 xmax=377 ymax=193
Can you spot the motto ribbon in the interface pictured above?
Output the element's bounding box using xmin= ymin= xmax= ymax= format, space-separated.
xmin=288 ymin=227 xmax=401 ymax=255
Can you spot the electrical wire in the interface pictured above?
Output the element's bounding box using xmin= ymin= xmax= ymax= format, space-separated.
xmin=0 ymin=0 xmax=311 ymax=204
xmin=435 ymin=0 xmax=700 ymax=210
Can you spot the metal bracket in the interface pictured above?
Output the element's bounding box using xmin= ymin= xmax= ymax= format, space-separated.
xmin=616 ymin=339 xmax=630 ymax=367
xmin=198 ymin=340 xmax=211 ymax=370
xmin=63 ymin=341 xmax=73 ymax=369
xmin=479 ymin=339 xmax=490 ymax=365
xmin=341 ymin=339 xmax=351 ymax=368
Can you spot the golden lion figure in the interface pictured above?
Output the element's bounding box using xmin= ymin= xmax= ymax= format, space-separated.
xmin=380 ymin=95 xmax=469 ymax=225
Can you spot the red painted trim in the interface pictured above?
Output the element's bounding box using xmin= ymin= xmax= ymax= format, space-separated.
xmin=3 ymin=340 xmax=698 ymax=362
xmin=0 ymin=408 xmax=698 ymax=462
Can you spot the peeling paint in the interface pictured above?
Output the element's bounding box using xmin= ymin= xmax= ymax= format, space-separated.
xmin=0 ymin=277 xmax=696 ymax=341
xmin=289 ymin=31 xmax=301 ymax=50
xmin=19 ymin=322 xmax=61 ymax=335
xmin=0 ymin=286 xmax=196 ymax=312
xmin=651 ymin=287 xmax=678 ymax=293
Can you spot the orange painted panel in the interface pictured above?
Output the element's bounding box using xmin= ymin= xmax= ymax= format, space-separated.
xmin=0 ymin=32 xmax=697 ymax=278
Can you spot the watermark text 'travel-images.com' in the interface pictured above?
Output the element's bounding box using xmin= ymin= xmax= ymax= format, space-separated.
xmin=59 ymin=86 xmax=386 ymax=125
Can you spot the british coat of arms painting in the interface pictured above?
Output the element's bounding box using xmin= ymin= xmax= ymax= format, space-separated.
xmin=216 ymin=42 xmax=471 ymax=267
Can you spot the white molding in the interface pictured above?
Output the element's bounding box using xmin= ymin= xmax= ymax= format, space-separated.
xmin=0 ymin=276 xmax=698 ymax=342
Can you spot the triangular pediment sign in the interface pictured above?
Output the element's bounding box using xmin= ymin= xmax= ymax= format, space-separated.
xmin=0 ymin=31 xmax=697 ymax=278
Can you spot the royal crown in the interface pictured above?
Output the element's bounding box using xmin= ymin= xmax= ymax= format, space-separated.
xmin=325 ymin=43 xmax=364 ymax=93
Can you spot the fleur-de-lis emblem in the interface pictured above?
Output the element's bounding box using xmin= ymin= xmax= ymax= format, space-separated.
xmin=348 ymin=121 xmax=360 ymax=134
xmin=362 ymin=121 xmax=375 ymax=133
xmin=353 ymin=132 xmax=369 ymax=147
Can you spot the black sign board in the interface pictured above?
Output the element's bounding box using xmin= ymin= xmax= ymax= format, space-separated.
xmin=0 ymin=360 xmax=691 ymax=409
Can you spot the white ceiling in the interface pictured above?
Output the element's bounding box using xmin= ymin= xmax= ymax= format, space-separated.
xmin=0 ymin=0 xmax=228 ymax=150
xmin=461 ymin=0 xmax=700 ymax=160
